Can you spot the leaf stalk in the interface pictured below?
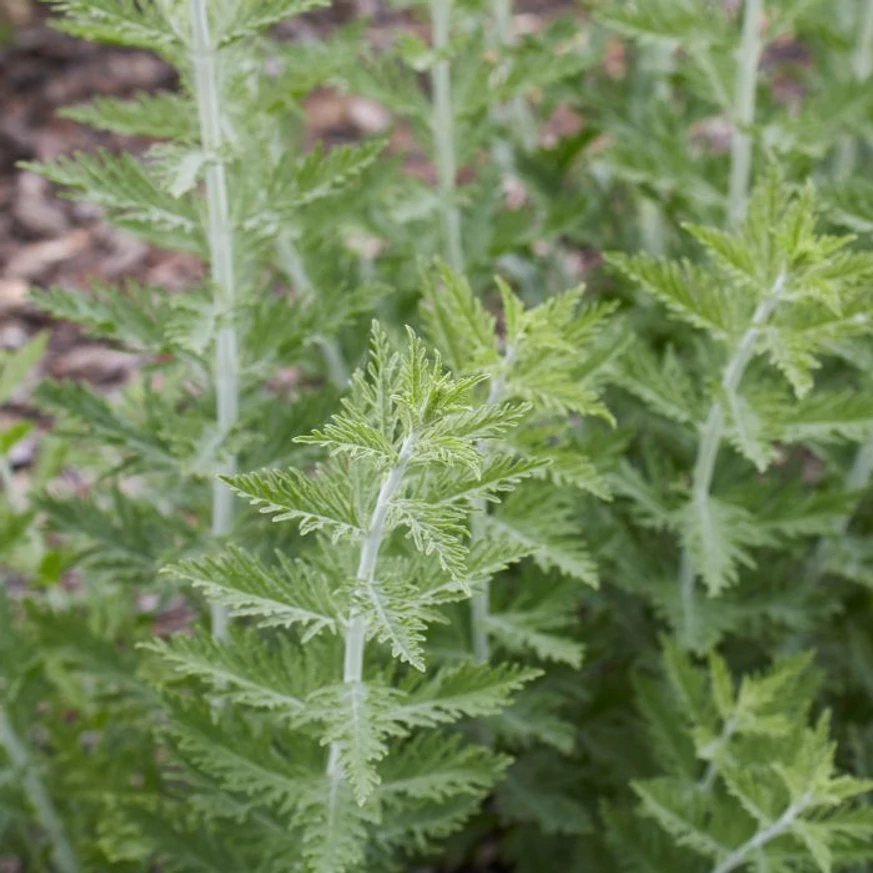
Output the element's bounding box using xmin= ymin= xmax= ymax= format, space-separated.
xmin=327 ymin=432 xmax=416 ymax=778
xmin=728 ymin=0 xmax=763 ymax=226
xmin=470 ymin=344 xmax=515 ymax=664
xmin=0 ymin=705 xmax=79 ymax=873
xmin=709 ymin=793 xmax=810 ymax=873
xmin=679 ymin=272 xmax=786 ymax=646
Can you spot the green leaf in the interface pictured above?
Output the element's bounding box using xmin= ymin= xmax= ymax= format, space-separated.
xmin=219 ymin=0 xmax=331 ymax=44
xmin=303 ymin=681 xmax=403 ymax=804
xmin=165 ymin=700 xmax=317 ymax=814
xmin=723 ymin=387 xmax=776 ymax=472
xmin=60 ymin=91 xmax=197 ymax=140
xmin=359 ymin=570 xmax=434 ymax=671
xmin=486 ymin=610 xmax=583 ymax=666
xmin=379 ymin=734 xmax=508 ymax=802
xmin=223 ymin=466 xmax=364 ymax=541
xmin=49 ymin=0 xmax=180 ymax=49
xmin=0 ymin=333 xmax=46 ymax=405
xmin=388 ymin=498 xmax=469 ymax=578
xmin=34 ymin=283 xmax=174 ymax=351
xmin=296 ymin=414 xmax=396 ymax=468
xmin=678 ymin=495 xmax=774 ymax=596
xmin=391 ymin=662 xmax=539 ymax=728
xmin=421 ymin=261 xmax=498 ymax=373
xmin=780 ymin=390 xmax=873 ymax=444
xmin=615 ymin=343 xmax=700 ymax=426
xmin=168 ymin=547 xmax=340 ymax=637
xmin=297 ymin=778 xmax=377 ymax=873
xmin=598 ymin=0 xmax=724 ymax=45
xmin=24 ymin=150 xmax=199 ymax=245
xmin=633 ymin=778 xmax=727 ymax=860
xmin=0 ymin=421 xmax=33 ymax=456
xmin=608 ymin=252 xmax=736 ymax=337
xmin=264 ymin=140 xmax=386 ymax=219
xmin=148 ymin=629 xmax=313 ymax=716
xmin=484 ymin=483 xmax=599 ymax=586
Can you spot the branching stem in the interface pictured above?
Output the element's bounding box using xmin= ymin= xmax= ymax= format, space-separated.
xmin=698 ymin=713 xmax=739 ymax=791
xmin=189 ymin=0 xmax=240 ymax=640
xmin=825 ymin=0 xmax=873 ymax=553
xmin=709 ymin=793 xmax=810 ymax=873
xmin=728 ymin=0 xmax=763 ymax=226
xmin=327 ymin=432 xmax=416 ymax=777
xmin=854 ymin=0 xmax=873 ymax=79
xmin=430 ymin=0 xmax=464 ymax=271
xmin=489 ymin=0 xmax=536 ymax=154
xmin=277 ymin=237 xmax=349 ymax=388
xmin=0 ymin=705 xmax=79 ymax=873
xmin=679 ymin=273 xmax=786 ymax=645
xmin=470 ymin=345 xmax=515 ymax=664
xmin=806 ymin=436 xmax=873 ymax=583
xmin=835 ymin=0 xmax=873 ymax=176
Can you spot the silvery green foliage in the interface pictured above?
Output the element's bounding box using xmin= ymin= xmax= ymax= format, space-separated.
xmin=419 ymin=264 xmax=621 ymax=840
xmin=5 ymin=1 xmax=873 ymax=871
xmin=27 ymin=0 xmax=384 ymax=616
xmin=605 ymin=642 xmax=873 ymax=873
xmin=607 ymin=172 xmax=873 ymax=650
xmin=144 ymin=325 xmax=542 ymax=872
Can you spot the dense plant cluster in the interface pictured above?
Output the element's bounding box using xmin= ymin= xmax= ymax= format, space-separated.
xmin=4 ymin=0 xmax=873 ymax=871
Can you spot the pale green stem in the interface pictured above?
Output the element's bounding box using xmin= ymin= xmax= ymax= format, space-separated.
xmin=830 ymin=1 xmax=873 ymax=536
xmin=470 ymin=346 xmax=515 ymax=664
xmin=639 ymin=197 xmax=666 ymax=257
xmin=430 ymin=0 xmax=464 ymax=271
xmin=679 ymin=273 xmax=786 ymax=646
xmin=0 ymin=706 xmax=79 ymax=873
xmin=844 ymin=440 xmax=873 ymax=510
xmin=190 ymin=0 xmax=240 ymax=641
xmin=490 ymin=0 xmax=536 ymax=154
xmin=637 ymin=45 xmax=674 ymax=255
xmin=326 ymin=433 xmax=416 ymax=778
xmin=644 ymin=42 xmax=674 ymax=101
xmin=834 ymin=0 xmax=873 ymax=178
xmin=853 ymin=0 xmax=873 ymax=80
xmin=698 ymin=713 xmax=739 ymax=791
xmin=808 ymin=0 xmax=873 ymax=577
xmin=728 ymin=0 xmax=763 ymax=227
xmin=276 ymin=237 xmax=349 ymax=388
xmin=806 ymin=437 xmax=873 ymax=583
xmin=709 ymin=793 xmax=811 ymax=873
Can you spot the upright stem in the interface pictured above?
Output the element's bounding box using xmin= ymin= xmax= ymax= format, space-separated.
xmin=853 ymin=0 xmax=873 ymax=79
xmin=698 ymin=713 xmax=739 ymax=791
xmin=489 ymin=0 xmax=536 ymax=154
xmin=639 ymin=197 xmax=667 ymax=257
xmin=430 ymin=0 xmax=464 ymax=271
xmin=326 ymin=433 xmax=416 ymax=778
xmin=728 ymin=0 xmax=763 ymax=226
xmin=276 ymin=237 xmax=349 ymax=388
xmin=0 ymin=706 xmax=79 ymax=873
xmin=808 ymin=0 xmax=873 ymax=575
xmin=834 ymin=0 xmax=873 ymax=178
xmin=679 ymin=273 xmax=786 ymax=646
xmin=492 ymin=0 xmax=512 ymax=47
xmin=189 ymin=0 xmax=240 ymax=640
xmin=636 ymin=45 xmax=674 ymax=255
xmin=805 ymin=436 xmax=873 ymax=583
xmin=470 ymin=347 xmax=515 ymax=664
